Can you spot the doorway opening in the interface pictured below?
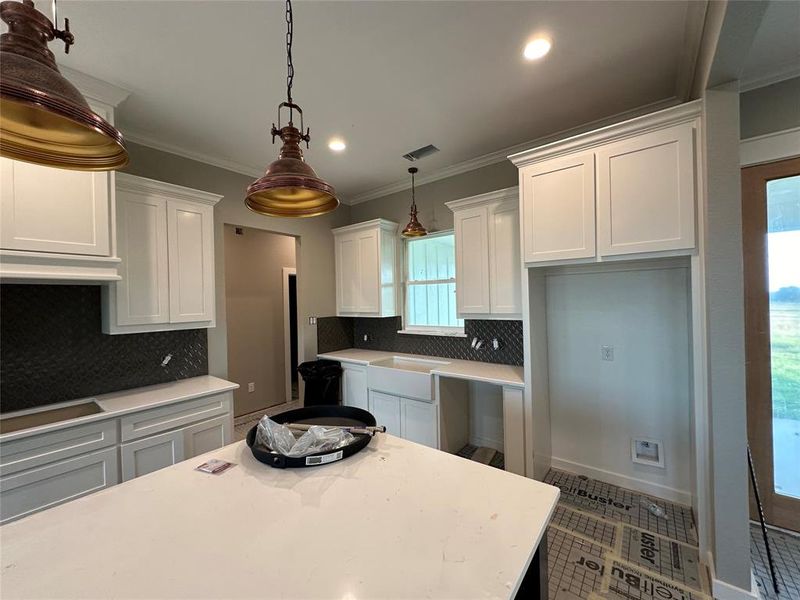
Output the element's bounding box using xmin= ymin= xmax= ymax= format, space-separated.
xmin=224 ymin=225 xmax=299 ymax=419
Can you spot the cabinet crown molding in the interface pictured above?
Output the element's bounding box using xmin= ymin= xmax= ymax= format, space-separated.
xmin=58 ymin=66 xmax=131 ymax=108
xmin=445 ymin=186 xmax=519 ymax=211
xmin=332 ymin=218 xmax=399 ymax=236
xmin=508 ymin=100 xmax=702 ymax=168
xmin=116 ymin=173 xmax=223 ymax=206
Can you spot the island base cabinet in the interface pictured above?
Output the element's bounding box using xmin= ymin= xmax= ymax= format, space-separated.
xmin=0 ymin=447 xmax=119 ymax=524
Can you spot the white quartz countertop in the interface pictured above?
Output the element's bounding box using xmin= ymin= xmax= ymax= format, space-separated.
xmin=0 ymin=435 xmax=559 ymax=600
xmin=0 ymin=375 xmax=239 ymax=443
xmin=318 ymin=348 xmax=525 ymax=388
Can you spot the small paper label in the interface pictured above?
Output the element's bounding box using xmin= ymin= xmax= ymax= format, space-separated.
xmin=305 ymin=450 xmax=344 ymax=466
xmin=195 ymin=459 xmax=236 ymax=475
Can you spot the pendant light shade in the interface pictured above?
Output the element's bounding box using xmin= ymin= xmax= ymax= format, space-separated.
xmin=245 ymin=0 xmax=338 ymax=218
xmin=401 ymin=167 xmax=427 ymax=238
xmin=0 ymin=0 xmax=128 ymax=170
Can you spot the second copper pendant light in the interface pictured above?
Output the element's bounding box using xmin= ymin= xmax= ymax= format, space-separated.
xmin=401 ymin=167 xmax=427 ymax=238
xmin=245 ymin=0 xmax=338 ymax=218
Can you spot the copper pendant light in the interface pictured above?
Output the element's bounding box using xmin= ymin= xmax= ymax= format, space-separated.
xmin=245 ymin=0 xmax=338 ymax=218
xmin=401 ymin=167 xmax=427 ymax=237
xmin=0 ymin=0 xmax=128 ymax=170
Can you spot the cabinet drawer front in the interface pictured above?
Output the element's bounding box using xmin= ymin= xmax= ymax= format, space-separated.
xmin=0 ymin=447 xmax=119 ymax=524
xmin=120 ymin=393 xmax=232 ymax=442
xmin=0 ymin=419 xmax=117 ymax=477
xmin=120 ymin=429 xmax=184 ymax=481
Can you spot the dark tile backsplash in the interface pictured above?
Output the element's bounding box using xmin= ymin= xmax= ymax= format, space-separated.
xmin=317 ymin=315 xmax=523 ymax=366
xmin=1 ymin=285 xmax=208 ymax=413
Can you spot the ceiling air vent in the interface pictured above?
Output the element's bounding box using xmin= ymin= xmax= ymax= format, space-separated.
xmin=402 ymin=144 xmax=439 ymax=162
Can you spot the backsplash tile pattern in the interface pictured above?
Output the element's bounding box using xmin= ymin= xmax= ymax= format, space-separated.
xmin=317 ymin=316 xmax=354 ymax=354
xmin=318 ymin=316 xmax=522 ymax=365
xmin=1 ymin=285 xmax=208 ymax=413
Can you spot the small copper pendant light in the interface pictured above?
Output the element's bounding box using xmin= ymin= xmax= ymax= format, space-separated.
xmin=401 ymin=167 xmax=427 ymax=238
xmin=0 ymin=0 xmax=128 ymax=170
xmin=246 ymin=0 xmax=338 ymax=218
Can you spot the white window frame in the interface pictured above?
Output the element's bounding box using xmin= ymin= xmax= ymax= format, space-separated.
xmin=399 ymin=230 xmax=466 ymax=337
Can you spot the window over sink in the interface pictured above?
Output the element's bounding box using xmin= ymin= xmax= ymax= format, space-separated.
xmin=403 ymin=232 xmax=464 ymax=336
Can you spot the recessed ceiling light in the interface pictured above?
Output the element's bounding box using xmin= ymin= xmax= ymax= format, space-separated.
xmin=523 ymin=38 xmax=551 ymax=61
xmin=328 ymin=138 xmax=346 ymax=152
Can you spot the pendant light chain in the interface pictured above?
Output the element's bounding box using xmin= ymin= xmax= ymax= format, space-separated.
xmin=411 ymin=169 xmax=416 ymax=209
xmin=285 ymin=0 xmax=294 ymax=121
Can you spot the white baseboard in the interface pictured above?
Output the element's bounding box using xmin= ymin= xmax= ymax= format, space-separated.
xmin=469 ymin=434 xmax=503 ymax=453
xmin=550 ymin=457 xmax=692 ymax=506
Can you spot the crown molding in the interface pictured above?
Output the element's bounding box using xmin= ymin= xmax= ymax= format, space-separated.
xmin=58 ymin=66 xmax=131 ymax=107
xmin=740 ymin=61 xmax=800 ymax=93
xmin=740 ymin=127 xmax=800 ymax=166
xmin=445 ymin=186 xmax=519 ymax=211
xmin=348 ymin=96 xmax=680 ymax=205
xmin=331 ymin=218 xmax=399 ymax=235
xmin=122 ymin=128 xmax=264 ymax=178
xmin=117 ymin=172 xmax=223 ymax=205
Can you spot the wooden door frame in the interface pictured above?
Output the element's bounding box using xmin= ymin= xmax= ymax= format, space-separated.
xmin=742 ymin=156 xmax=800 ymax=531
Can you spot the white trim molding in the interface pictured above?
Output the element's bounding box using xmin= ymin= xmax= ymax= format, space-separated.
xmin=58 ymin=65 xmax=131 ymax=108
xmin=740 ymin=127 xmax=800 ymax=167
xmin=740 ymin=61 xmax=800 ymax=93
xmin=711 ymin=572 xmax=759 ymax=600
xmin=116 ymin=173 xmax=223 ymax=206
xmin=282 ymin=267 xmax=297 ymax=404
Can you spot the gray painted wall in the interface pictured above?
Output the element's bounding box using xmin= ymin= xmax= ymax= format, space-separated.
xmin=349 ymin=161 xmax=518 ymax=232
xmin=123 ymin=142 xmax=352 ymax=384
xmin=740 ymin=76 xmax=800 ymax=138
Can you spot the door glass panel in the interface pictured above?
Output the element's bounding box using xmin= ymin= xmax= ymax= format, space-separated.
xmin=767 ymin=174 xmax=800 ymax=499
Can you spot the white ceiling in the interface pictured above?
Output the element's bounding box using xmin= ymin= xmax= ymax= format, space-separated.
xmin=53 ymin=1 xmax=699 ymax=203
xmin=741 ymin=0 xmax=800 ymax=90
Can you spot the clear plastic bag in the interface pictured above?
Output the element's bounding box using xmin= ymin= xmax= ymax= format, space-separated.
xmin=255 ymin=416 xmax=354 ymax=457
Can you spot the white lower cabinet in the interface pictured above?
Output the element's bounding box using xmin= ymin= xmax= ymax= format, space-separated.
xmin=341 ymin=364 xmax=368 ymax=411
xmin=0 ymin=391 xmax=233 ymax=523
xmin=121 ymin=429 xmax=185 ymax=482
xmin=0 ymin=447 xmax=118 ymax=524
xmin=368 ymin=390 xmax=437 ymax=448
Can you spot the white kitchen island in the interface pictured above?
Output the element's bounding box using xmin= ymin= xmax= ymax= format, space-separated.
xmin=0 ymin=433 xmax=558 ymax=600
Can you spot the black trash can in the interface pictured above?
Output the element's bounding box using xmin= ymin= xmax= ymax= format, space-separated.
xmin=297 ymin=359 xmax=343 ymax=406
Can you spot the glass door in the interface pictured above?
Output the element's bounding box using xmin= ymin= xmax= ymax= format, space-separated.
xmin=743 ymin=157 xmax=800 ymax=532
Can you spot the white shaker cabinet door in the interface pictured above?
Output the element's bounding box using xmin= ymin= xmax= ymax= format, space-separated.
xmin=0 ymin=157 xmax=110 ymax=256
xmin=183 ymin=415 xmax=231 ymax=459
xmin=520 ymin=152 xmax=596 ymax=263
xmin=488 ymin=199 xmax=521 ymax=314
xmin=454 ymin=205 xmax=491 ymax=315
xmin=596 ymin=122 xmax=696 ymax=256
xmin=400 ymin=397 xmax=437 ymax=449
xmin=114 ymin=190 xmax=169 ymax=325
xmin=369 ymin=391 xmax=401 ymax=437
xmin=120 ymin=429 xmax=185 ymax=482
xmin=356 ymin=229 xmax=380 ymax=313
xmin=342 ymin=364 xmax=368 ymax=411
xmin=166 ymin=199 xmax=215 ymax=323
xmin=336 ymin=233 xmax=359 ymax=313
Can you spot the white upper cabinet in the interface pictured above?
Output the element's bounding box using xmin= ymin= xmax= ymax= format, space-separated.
xmin=596 ymin=122 xmax=696 ymax=256
xmin=103 ymin=174 xmax=221 ymax=334
xmin=447 ymin=187 xmax=521 ymax=317
xmin=510 ymin=101 xmax=700 ymax=266
xmin=333 ymin=219 xmax=398 ymax=317
xmin=520 ymin=153 xmax=596 ymax=263
xmin=0 ymin=73 xmax=130 ymax=282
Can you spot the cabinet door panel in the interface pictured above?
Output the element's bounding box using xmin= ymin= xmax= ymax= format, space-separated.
xmin=0 ymin=447 xmax=118 ymax=524
xmin=0 ymin=157 xmax=110 ymax=256
xmin=342 ymin=365 xmax=368 ymax=411
xmin=596 ymin=123 xmax=695 ymax=256
xmin=183 ymin=415 xmax=231 ymax=459
xmin=167 ymin=200 xmax=214 ymax=323
xmin=120 ymin=429 xmax=185 ymax=481
xmin=115 ymin=190 xmax=169 ymax=325
xmin=521 ymin=153 xmax=595 ymax=263
xmin=400 ymin=397 xmax=437 ymax=448
xmin=357 ymin=230 xmax=380 ymax=313
xmin=336 ymin=234 xmax=359 ymax=313
xmin=454 ymin=206 xmax=491 ymax=314
xmin=369 ymin=391 xmax=401 ymax=436
xmin=488 ymin=199 xmax=521 ymax=314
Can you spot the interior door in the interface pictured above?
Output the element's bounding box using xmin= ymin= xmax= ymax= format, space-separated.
xmin=742 ymin=157 xmax=800 ymax=532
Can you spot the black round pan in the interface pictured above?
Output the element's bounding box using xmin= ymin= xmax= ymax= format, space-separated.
xmin=246 ymin=405 xmax=376 ymax=468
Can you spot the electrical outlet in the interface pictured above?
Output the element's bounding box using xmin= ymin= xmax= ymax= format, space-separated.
xmin=601 ymin=345 xmax=614 ymax=361
xmin=631 ymin=437 xmax=665 ymax=468
xmin=247 ymin=382 xmax=255 ymax=393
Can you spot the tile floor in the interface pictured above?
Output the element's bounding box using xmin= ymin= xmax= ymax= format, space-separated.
xmin=233 ymin=400 xmax=301 ymax=442
xmin=751 ymin=522 xmax=800 ymax=599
